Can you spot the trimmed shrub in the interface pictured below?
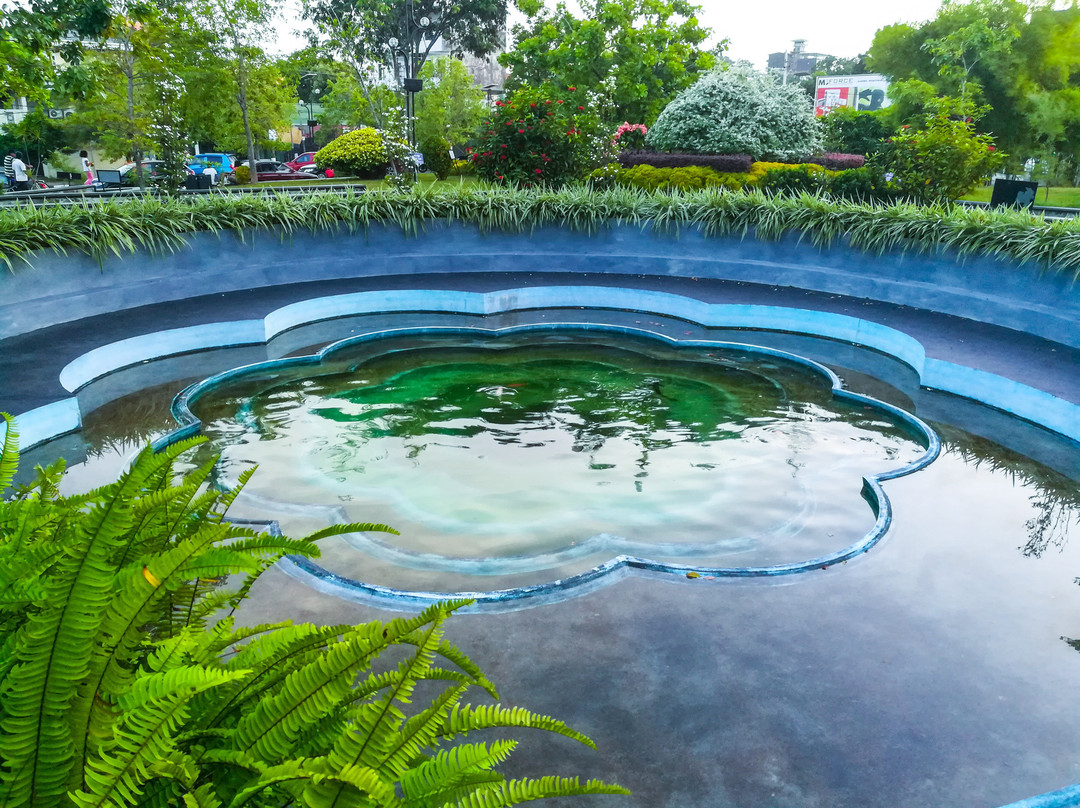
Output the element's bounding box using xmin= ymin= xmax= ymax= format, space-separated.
xmin=468 ymin=83 xmax=605 ymax=187
xmin=616 ymin=151 xmax=753 ymax=173
xmin=645 ymin=64 xmax=822 ymax=161
xmin=419 ymin=135 xmax=453 ymax=180
xmin=232 ymin=164 xmax=251 ymax=185
xmin=314 ymin=127 xmax=389 ymax=179
xmin=589 ymin=163 xmax=732 ymax=192
xmin=807 ymin=152 xmax=865 ymax=171
xmin=756 ymin=163 xmax=829 ymax=195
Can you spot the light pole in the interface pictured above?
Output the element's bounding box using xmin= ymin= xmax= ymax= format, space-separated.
xmin=298 ymin=72 xmax=324 ymax=154
xmin=386 ymin=0 xmax=431 ymax=150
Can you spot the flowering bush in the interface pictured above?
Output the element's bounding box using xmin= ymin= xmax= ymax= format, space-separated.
xmin=612 ymin=122 xmax=647 ymax=151
xmin=645 ymin=65 xmax=821 ymax=161
xmin=468 ymin=84 xmax=604 ymax=187
xmin=314 ymin=128 xmax=389 ymax=179
xmin=877 ymin=108 xmax=1004 ymax=201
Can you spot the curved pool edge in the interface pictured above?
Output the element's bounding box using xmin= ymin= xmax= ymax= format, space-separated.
xmin=146 ymin=323 xmax=939 ymax=604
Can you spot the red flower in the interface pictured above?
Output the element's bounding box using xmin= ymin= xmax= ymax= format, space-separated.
xmin=568 ymin=86 xmax=576 ymax=91
xmin=545 ymin=100 xmax=552 ymax=104
xmin=501 ymin=144 xmax=507 ymax=148
xmin=530 ymin=102 xmax=537 ymax=107
xmin=577 ymin=106 xmax=584 ymax=111
xmin=535 ymin=168 xmax=542 ymax=173
xmin=518 ymin=129 xmax=525 ymax=133
xmin=556 ymin=100 xmax=563 ymax=104
xmin=988 ymin=146 xmax=996 ymax=151
xmin=497 ymin=175 xmax=503 ymax=180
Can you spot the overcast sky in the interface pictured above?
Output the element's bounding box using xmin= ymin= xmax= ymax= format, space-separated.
xmin=275 ymin=0 xmax=949 ymax=69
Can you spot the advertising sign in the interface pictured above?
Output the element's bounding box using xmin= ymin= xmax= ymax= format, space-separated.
xmin=815 ymin=74 xmax=890 ymax=116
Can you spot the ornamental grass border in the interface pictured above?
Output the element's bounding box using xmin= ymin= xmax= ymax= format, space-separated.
xmin=1 ymin=186 xmax=1078 ymax=278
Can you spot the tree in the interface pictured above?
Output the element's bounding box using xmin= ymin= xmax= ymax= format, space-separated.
xmin=415 ymin=56 xmax=489 ymax=146
xmin=304 ymin=0 xmax=506 ymax=87
xmin=500 ymin=0 xmax=718 ymax=127
xmin=0 ymin=0 xmax=110 ymax=105
xmin=867 ymin=0 xmax=1080 ymax=167
xmin=190 ymin=0 xmax=286 ymax=184
xmin=645 ymin=64 xmax=822 ymax=161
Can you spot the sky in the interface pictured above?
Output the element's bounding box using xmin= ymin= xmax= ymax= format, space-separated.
xmin=274 ymin=0 xmax=949 ymax=69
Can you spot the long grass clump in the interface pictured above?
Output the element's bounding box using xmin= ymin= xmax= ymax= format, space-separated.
xmin=1 ymin=185 xmax=1078 ymax=278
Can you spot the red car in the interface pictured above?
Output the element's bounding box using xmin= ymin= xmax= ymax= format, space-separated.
xmin=247 ymin=160 xmax=314 ymax=181
xmin=285 ymin=151 xmax=317 ymax=171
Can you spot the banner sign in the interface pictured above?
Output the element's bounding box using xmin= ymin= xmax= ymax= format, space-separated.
xmin=815 ymin=75 xmax=890 ymax=116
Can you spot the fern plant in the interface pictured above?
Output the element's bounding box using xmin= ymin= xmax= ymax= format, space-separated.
xmin=0 ymin=413 xmax=629 ymax=808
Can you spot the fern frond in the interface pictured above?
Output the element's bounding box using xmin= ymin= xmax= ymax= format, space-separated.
xmin=0 ymin=412 xmax=18 ymax=493
xmin=441 ymin=776 xmax=630 ymax=807
xmin=400 ymin=741 xmax=516 ymax=806
xmin=437 ymin=705 xmax=598 ymax=750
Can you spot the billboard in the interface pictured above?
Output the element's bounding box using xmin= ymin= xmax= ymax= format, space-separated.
xmin=815 ymin=74 xmax=890 ymax=116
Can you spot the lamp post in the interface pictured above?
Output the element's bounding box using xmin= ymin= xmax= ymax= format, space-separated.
xmin=298 ymin=72 xmax=324 ymax=153
xmin=386 ymin=0 xmax=431 ymax=150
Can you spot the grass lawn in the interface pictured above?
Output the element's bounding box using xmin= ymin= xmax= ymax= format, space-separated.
xmin=961 ymin=184 xmax=1080 ymax=208
xmin=240 ymin=174 xmax=480 ymax=192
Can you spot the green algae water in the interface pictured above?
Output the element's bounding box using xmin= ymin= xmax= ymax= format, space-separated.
xmin=183 ymin=332 xmax=927 ymax=590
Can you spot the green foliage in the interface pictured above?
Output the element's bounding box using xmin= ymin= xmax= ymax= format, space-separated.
xmin=820 ymin=107 xmax=893 ymax=157
xmin=304 ymin=0 xmax=506 ymax=85
xmin=0 ymin=414 xmax=629 ymax=808
xmin=1 ymin=185 xmax=1078 ymax=277
xmin=415 ymin=56 xmax=489 ymax=148
xmin=0 ymin=108 xmax=67 ymax=174
xmin=315 ymin=127 xmax=389 ymax=178
xmin=233 ymin=164 xmax=251 ymax=184
xmin=420 ymin=136 xmax=453 ymax=181
xmin=468 ymin=84 xmax=606 ymax=187
xmin=500 ymin=0 xmax=717 ymax=125
xmin=756 ymin=163 xmax=829 ymax=195
xmin=589 ymin=163 xmax=731 ymax=192
xmin=868 ymin=0 xmax=1080 ymax=165
xmin=877 ymin=100 xmax=1005 ymax=202
xmin=645 ymin=64 xmax=822 ymax=161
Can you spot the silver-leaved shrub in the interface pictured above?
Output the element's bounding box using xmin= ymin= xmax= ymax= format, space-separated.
xmin=645 ymin=65 xmax=822 ymax=162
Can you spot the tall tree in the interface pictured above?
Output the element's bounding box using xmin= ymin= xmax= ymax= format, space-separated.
xmin=415 ymin=56 xmax=488 ymax=145
xmin=0 ymin=0 xmax=110 ymax=104
xmin=305 ymin=0 xmax=506 ymax=83
xmin=500 ymin=0 xmax=719 ymax=127
xmin=191 ymin=0 xmax=283 ymax=183
xmin=867 ymin=0 xmax=1080 ymax=164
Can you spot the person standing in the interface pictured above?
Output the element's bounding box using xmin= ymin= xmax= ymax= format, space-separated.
xmin=3 ymin=149 xmax=14 ymax=188
xmin=10 ymin=152 xmax=29 ymax=191
xmin=80 ymin=150 xmax=94 ymax=185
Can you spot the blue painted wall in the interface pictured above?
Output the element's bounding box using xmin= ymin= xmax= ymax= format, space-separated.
xmin=2 ymin=222 xmax=1077 ymax=347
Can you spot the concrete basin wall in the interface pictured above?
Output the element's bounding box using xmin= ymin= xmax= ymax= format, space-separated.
xmin=2 ymin=221 xmax=1076 ymax=346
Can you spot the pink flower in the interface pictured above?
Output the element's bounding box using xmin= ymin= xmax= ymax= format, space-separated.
xmin=535 ymin=168 xmax=542 ymax=173
xmin=518 ymin=129 xmax=525 ymax=133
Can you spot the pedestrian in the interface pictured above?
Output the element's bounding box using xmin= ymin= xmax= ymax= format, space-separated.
xmin=10 ymin=151 xmax=29 ymax=191
xmin=80 ymin=150 xmax=94 ymax=185
xmin=203 ymin=164 xmax=218 ymax=186
xmin=3 ymin=149 xmax=14 ymax=188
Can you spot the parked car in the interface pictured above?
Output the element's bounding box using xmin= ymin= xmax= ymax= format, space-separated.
xmin=187 ymin=153 xmax=235 ymax=178
xmin=285 ymin=151 xmax=317 ymax=171
xmin=243 ymin=160 xmax=317 ymax=182
xmin=118 ymin=160 xmax=192 ymax=185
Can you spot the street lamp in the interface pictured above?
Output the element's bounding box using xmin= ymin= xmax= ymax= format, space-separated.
xmin=298 ymin=72 xmax=324 ymax=154
xmin=385 ymin=0 xmax=431 ymax=150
